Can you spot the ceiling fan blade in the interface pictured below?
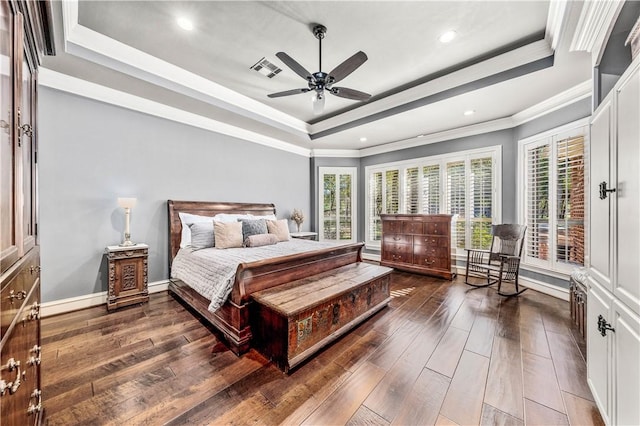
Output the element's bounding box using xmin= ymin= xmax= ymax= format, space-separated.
xmin=267 ymin=88 xmax=311 ymax=98
xmin=330 ymin=87 xmax=371 ymax=101
xmin=275 ymin=52 xmax=313 ymax=81
xmin=328 ymin=51 xmax=368 ymax=84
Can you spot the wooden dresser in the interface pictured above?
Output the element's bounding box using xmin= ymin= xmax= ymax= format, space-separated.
xmin=1 ymin=1 xmax=54 ymax=424
xmin=380 ymin=214 xmax=454 ymax=280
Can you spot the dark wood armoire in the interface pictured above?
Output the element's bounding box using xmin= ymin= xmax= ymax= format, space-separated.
xmin=1 ymin=1 xmax=54 ymax=424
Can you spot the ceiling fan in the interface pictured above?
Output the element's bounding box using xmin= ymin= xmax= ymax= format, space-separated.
xmin=268 ymin=24 xmax=371 ymax=114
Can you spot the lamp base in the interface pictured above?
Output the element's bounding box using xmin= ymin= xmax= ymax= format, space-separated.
xmin=120 ymin=232 xmax=135 ymax=247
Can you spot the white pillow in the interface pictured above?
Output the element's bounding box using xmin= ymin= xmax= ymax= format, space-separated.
xmin=178 ymin=212 xmax=214 ymax=248
xmin=213 ymin=213 xmax=277 ymax=222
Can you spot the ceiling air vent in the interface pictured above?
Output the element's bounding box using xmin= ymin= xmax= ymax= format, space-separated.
xmin=250 ymin=57 xmax=282 ymax=78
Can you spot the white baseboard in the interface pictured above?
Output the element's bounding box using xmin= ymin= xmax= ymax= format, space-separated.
xmin=41 ymin=279 xmax=170 ymax=317
xmin=518 ymin=276 xmax=569 ymax=301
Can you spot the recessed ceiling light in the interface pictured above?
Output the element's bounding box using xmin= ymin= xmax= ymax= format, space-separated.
xmin=177 ymin=17 xmax=194 ymax=31
xmin=439 ymin=30 xmax=457 ymax=43
xmin=464 ymin=110 xmax=475 ymax=116
xmin=360 ymin=137 xmax=367 ymax=142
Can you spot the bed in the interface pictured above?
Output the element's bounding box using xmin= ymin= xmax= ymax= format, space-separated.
xmin=167 ymin=200 xmax=364 ymax=355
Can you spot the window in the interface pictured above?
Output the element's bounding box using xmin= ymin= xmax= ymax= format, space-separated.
xmin=319 ymin=167 xmax=357 ymax=242
xmin=365 ymin=146 xmax=501 ymax=253
xmin=518 ymin=120 xmax=588 ymax=274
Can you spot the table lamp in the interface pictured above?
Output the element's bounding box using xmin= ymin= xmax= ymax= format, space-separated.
xmin=117 ymin=197 xmax=137 ymax=246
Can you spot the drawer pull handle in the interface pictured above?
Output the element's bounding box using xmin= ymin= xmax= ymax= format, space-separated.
xmin=0 ymin=358 xmax=21 ymax=395
xmin=29 ymin=265 xmax=41 ymax=275
xmin=27 ymin=389 xmax=42 ymax=415
xmin=393 ymin=236 xmax=401 ymax=241
xmin=7 ymin=290 xmax=27 ymax=302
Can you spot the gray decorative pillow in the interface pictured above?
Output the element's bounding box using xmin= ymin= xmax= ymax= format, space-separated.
xmin=238 ymin=218 xmax=267 ymax=241
xmin=188 ymin=221 xmax=214 ymax=249
xmin=244 ymin=233 xmax=279 ymax=247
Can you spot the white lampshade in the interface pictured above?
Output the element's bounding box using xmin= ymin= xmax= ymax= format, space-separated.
xmin=117 ymin=197 xmax=137 ymax=209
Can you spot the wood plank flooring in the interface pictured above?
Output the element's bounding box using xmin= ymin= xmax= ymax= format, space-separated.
xmin=41 ymin=272 xmax=604 ymax=425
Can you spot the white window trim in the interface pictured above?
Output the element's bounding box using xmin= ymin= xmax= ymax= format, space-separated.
xmin=517 ymin=117 xmax=590 ymax=275
xmin=365 ymin=145 xmax=502 ymax=251
xmin=318 ymin=167 xmax=357 ymax=243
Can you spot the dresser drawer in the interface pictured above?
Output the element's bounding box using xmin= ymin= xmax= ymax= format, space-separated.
xmin=382 ymin=234 xmax=413 ymax=245
xmin=382 ymin=243 xmax=413 ymax=264
xmin=402 ymin=221 xmax=423 ymax=234
xmin=382 ymin=220 xmax=403 ymax=234
xmin=414 ymin=254 xmax=448 ymax=270
xmin=1 ymin=250 xmax=39 ymax=339
xmin=424 ymin=221 xmax=448 ymax=236
xmin=413 ymin=244 xmax=450 ymax=259
xmin=413 ymin=235 xmax=449 ymax=249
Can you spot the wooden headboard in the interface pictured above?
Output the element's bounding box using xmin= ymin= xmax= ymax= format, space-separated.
xmin=167 ymin=200 xmax=277 ymax=269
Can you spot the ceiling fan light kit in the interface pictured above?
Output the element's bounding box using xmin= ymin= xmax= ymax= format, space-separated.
xmin=268 ymin=24 xmax=371 ymax=114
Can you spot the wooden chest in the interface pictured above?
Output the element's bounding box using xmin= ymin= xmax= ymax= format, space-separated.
xmin=381 ymin=214 xmax=454 ymax=280
xmin=251 ymin=263 xmax=392 ymax=372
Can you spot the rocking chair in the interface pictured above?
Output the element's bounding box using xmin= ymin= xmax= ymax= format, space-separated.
xmin=464 ymin=224 xmax=527 ymax=296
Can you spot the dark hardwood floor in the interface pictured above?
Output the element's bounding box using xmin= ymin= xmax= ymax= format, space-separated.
xmin=42 ymin=272 xmax=604 ymax=425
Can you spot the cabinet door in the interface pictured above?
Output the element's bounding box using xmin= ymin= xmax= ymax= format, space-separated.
xmin=615 ymin=64 xmax=640 ymax=315
xmin=17 ymin=36 xmax=36 ymax=255
xmin=612 ymin=300 xmax=640 ymax=426
xmin=1 ymin=2 xmax=18 ymax=272
xmin=589 ymin=98 xmax=614 ymax=292
xmin=587 ymin=278 xmax=612 ymax=425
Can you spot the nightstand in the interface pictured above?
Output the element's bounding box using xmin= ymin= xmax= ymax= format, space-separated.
xmin=105 ymin=243 xmax=149 ymax=311
xmin=290 ymin=232 xmax=318 ymax=241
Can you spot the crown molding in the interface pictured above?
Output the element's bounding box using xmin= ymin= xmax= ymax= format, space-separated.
xmin=512 ymin=79 xmax=591 ymax=125
xmin=311 ymin=149 xmax=361 ymax=158
xmin=570 ymin=0 xmax=624 ymax=66
xmin=358 ymin=118 xmax=515 ymax=158
xmin=545 ymin=0 xmax=569 ymax=51
xmin=38 ymin=68 xmax=312 ymax=158
xmin=60 ymin=0 xmax=310 ymax=139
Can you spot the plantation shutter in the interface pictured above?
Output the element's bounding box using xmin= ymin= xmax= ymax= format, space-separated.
xmin=369 ymin=172 xmax=383 ymax=241
xmin=405 ymin=167 xmax=420 ymax=213
xmin=385 ymin=169 xmax=400 ymax=214
xmin=556 ymin=136 xmax=585 ymax=265
xmin=526 ymin=144 xmax=550 ymax=260
xmin=422 ymin=164 xmax=440 ymax=214
xmin=446 ymin=161 xmax=466 ymax=249
xmin=322 ymin=174 xmax=337 ymax=240
xmin=469 ymin=157 xmax=493 ymax=249
xmin=339 ymin=174 xmax=352 ymax=241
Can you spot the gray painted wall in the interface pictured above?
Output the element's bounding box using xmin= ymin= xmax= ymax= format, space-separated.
xmin=38 ymin=88 xmax=310 ymax=303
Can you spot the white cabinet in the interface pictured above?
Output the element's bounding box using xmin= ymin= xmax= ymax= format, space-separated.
xmin=588 ymin=57 xmax=640 ymax=426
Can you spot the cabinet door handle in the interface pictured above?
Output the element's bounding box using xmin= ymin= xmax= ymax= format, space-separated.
xmin=599 ymin=181 xmax=616 ymax=200
xmin=7 ymin=290 xmax=27 ymax=302
xmin=597 ymin=315 xmax=615 ymax=336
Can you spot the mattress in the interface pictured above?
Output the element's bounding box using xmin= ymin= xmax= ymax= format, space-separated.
xmin=170 ymin=239 xmax=341 ymax=312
